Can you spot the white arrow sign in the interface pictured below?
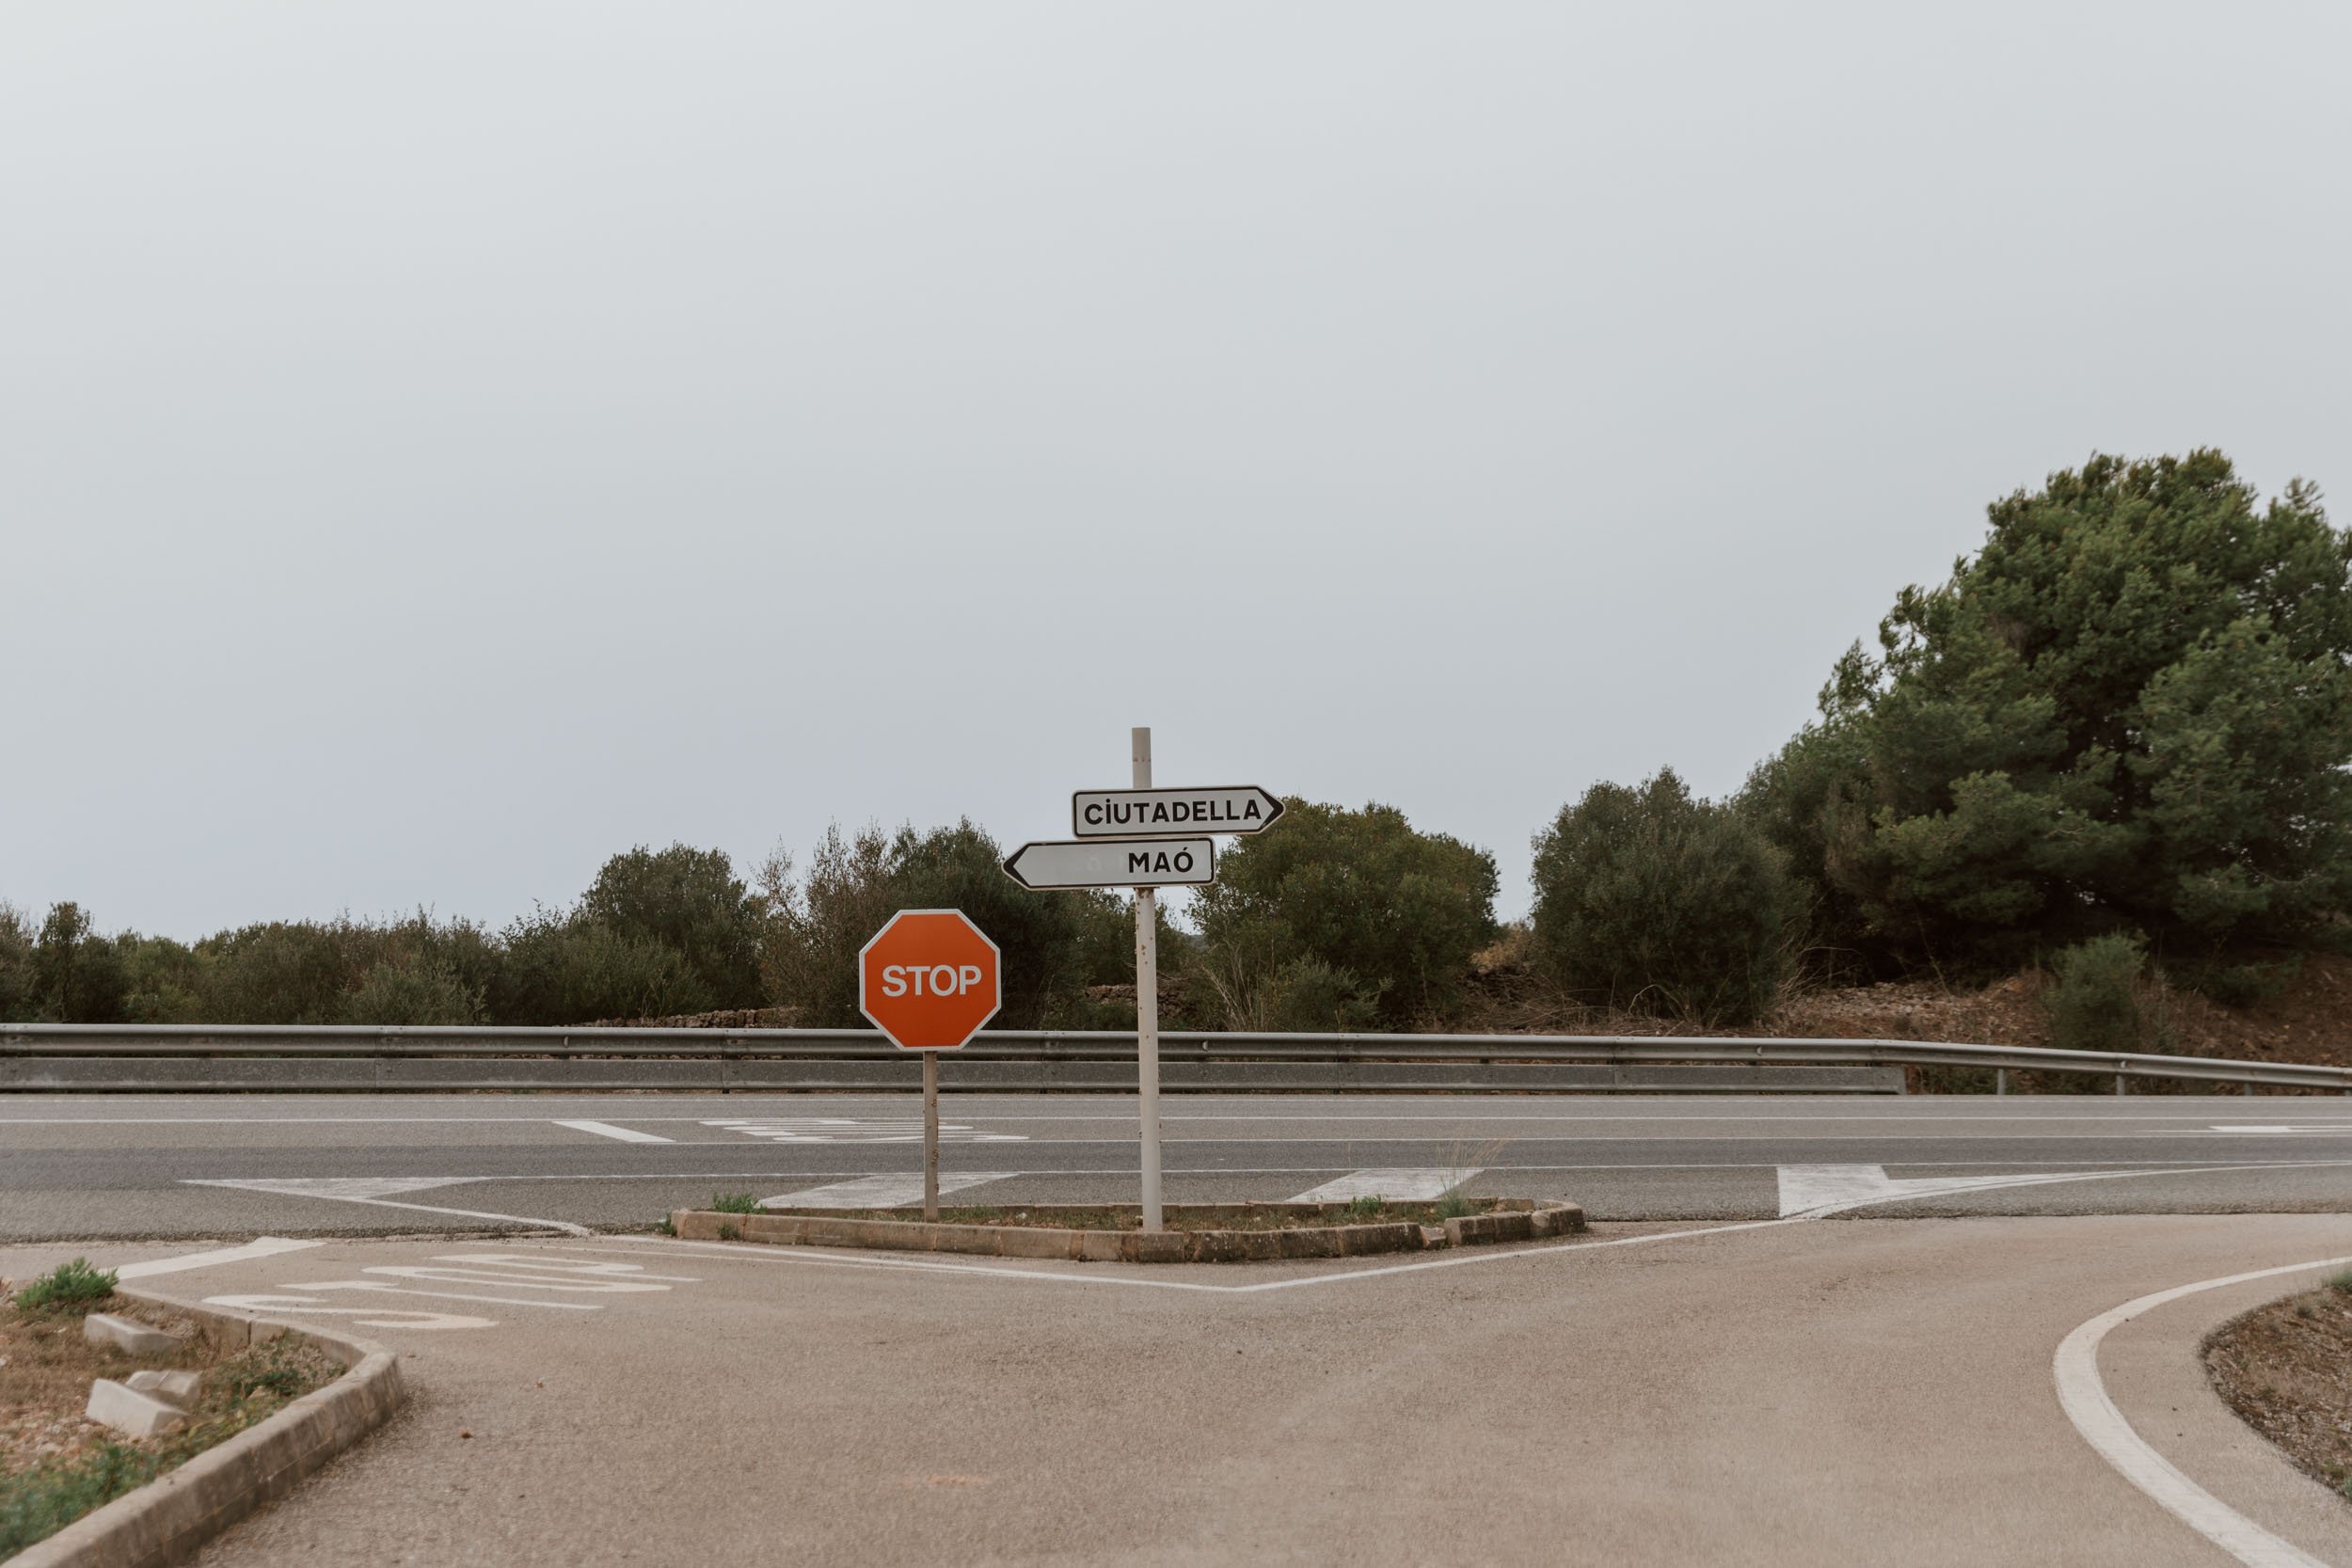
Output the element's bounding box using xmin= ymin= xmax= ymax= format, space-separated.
xmin=1002 ymin=837 xmax=1216 ymax=891
xmin=1072 ymin=785 xmax=1283 ymax=839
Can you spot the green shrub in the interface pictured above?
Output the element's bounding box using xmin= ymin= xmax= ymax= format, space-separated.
xmin=1191 ymin=800 xmax=1498 ymax=1027
xmin=13 ymin=1257 xmax=117 ymax=1311
xmin=709 ymin=1192 xmax=760 ymax=1214
xmin=2044 ymin=933 xmax=2157 ymax=1053
xmin=1255 ymin=958 xmax=1381 ymax=1033
xmin=762 ymin=820 xmax=1099 ymax=1029
xmin=579 ymin=845 xmax=767 ymax=1011
xmin=1531 ymin=769 xmax=1801 ymax=1026
xmin=31 ymin=903 xmax=129 ymax=1023
xmin=485 ymin=914 xmax=700 ymax=1025
xmin=0 ymin=1441 xmax=160 ymax=1556
xmin=0 ymin=903 xmax=38 ymax=1022
xmin=341 ymin=959 xmax=484 ymax=1025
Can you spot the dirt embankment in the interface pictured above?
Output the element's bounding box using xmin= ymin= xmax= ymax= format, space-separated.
xmin=2206 ymin=1280 xmax=2352 ymax=1502
xmin=1451 ymin=946 xmax=2352 ymax=1072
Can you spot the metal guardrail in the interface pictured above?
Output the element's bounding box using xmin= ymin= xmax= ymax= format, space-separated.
xmin=0 ymin=1022 xmax=2344 ymax=1092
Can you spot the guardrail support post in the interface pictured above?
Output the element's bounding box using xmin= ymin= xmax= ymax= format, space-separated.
xmin=2115 ymin=1071 xmax=2126 ymax=1096
xmin=1995 ymin=1069 xmax=2007 ymax=1096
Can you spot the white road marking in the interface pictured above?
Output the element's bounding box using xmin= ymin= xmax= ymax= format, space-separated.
xmin=1774 ymin=1164 xmax=2131 ymax=1217
xmin=762 ymin=1172 xmax=1016 ymax=1209
xmin=430 ymin=1253 xmax=699 ymax=1282
xmin=283 ymin=1278 xmax=604 ymax=1310
xmin=2055 ymin=1253 xmax=2352 ymax=1568
xmin=183 ymin=1179 xmax=594 ymax=1237
xmin=115 ymin=1236 xmax=324 ymax=1278
xmin=192 ymin=1177 xmax=480 ymax=1199
xmin=707 ymin=1118 xmax=1026 ymax=1145
xmin=553 ymin=1119 xmax=675 ymax=1144
xmin=202 ymin=1293 xmax=497 ymax=1331
xmin=1289 ymin=1168 xmax=1479 ymax=1202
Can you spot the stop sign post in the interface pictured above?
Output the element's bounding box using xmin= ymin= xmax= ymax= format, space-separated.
xmin=859 ymin=910 xmax=1002 ymax=1219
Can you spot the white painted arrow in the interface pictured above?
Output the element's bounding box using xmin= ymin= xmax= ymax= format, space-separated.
xmin=1775 ymin=1164 xmax=2132 ymax=1218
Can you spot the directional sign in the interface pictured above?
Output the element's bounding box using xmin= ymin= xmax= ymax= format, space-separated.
xmin=858 ymin=910 xmax=1002 ymax=1050
xmin=1001 ymin=836 xmax=1215 ymax=891
xmin=1071 ymin=785 xmax=1283 ymax=839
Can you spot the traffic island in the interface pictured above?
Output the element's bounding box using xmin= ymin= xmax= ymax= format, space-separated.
xmin=1 ymin=1260 xmax=403 ymax=1566
xmin=668 ymin=1197 xmax=1584 ymax=1262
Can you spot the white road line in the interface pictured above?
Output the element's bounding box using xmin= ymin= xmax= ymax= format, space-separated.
xmin=1774 ymin=1164 xmax=2135 ymax=1217
xmin=2055 ymin=1254 xmax=2352 ymax=1568
xmin=1289 ymin=1168 xmax=1479 ymax=1202
xmin=553 ymin=1119 xmax=675 ymax=1144
xmin=763 ymin=1172 xmax=1016 ymax=1209
xmin=115 ymin=1237 xmax=324 ymax=1279
xmin=184 ymin=1180 xmax=593 ymax=1237
xmin=280 ymin=1279 xmax=603 ymax=1310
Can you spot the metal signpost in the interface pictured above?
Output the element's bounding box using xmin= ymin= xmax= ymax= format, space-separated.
xmin=856 ymin=910 xmax=1002 ymax=1220
xmin=1002 ymin=730 xmax=1281 ymax=1231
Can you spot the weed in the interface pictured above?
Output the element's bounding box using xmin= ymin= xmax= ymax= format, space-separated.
xmin=709 ymin=1192 xmax=759 ymax=1214
xmin=228 ymin=1363 xmax=308 ymax=1402
xmin=1345 ymin=1196 xmax=1386 ymax=1219
xmin=2325 ymin=1267 xmax=2352 ymax=1295
xmin=12 ymin=1257 xmax=116 ymax=1312
xmin=1436 ymin=1195 xmax=1477 ymax=1220
xmin=651 ymin=1215 xmax=676 ymax=1236
xmin=715 ymin=1219 xmax=740 ymax=1242
xmin=0 ymin=1442 xmax=160 ymax=1555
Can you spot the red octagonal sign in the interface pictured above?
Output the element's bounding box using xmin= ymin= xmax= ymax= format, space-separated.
xmin=858 ymin=909 xmax=1002 ymax=1051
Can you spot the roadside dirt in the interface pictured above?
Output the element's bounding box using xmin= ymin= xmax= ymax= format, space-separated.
xmin=2205 ymin=1279 xmax=2352 ymax=1503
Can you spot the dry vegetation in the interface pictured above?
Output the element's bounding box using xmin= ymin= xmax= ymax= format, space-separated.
xmin=1 ymin=1275 xmax=338 ymax=1554
xmin=2207 ymin=1278 xmax=2352 ymax=1503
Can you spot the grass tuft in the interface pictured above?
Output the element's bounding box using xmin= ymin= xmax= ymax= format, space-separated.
xmin=12 ymin=1258 xmax=117 ymax=1312
xmin=1435 ymin=1194 xmax=1477 ymax=1220
xmin=1345 ymin=1196 xmax=1386 ymax=1219
xmin=709 ymin=1193 xmax=759 ymax=1214
xmin=2325 ymin=1267 xmax=2352 ymax=1295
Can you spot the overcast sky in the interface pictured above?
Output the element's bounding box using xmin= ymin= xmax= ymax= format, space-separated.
xmin=5 ymin=2 xmax=2348 ymax=938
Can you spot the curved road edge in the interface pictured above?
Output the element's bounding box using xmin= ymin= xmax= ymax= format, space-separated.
xmin=2058 ymin=1253 xmax=2352 ymax=1568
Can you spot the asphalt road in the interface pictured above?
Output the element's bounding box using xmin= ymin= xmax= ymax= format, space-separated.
xmin=8 ymin=1214 xmax=2351 ymax=1566
xmin=4 ymin=1091 xmax=2350 ymax=1240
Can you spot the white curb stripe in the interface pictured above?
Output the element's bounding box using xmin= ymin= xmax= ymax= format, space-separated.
xmin=2054 ymin=1253 xmax=2352 ymax=1568
xmin=553 ymin=1119 xmax=675 ymax=1144
xmin=116 ymin=1237 xmax=325 ymax=1279
xmin=1289 ymin=1168 xmax=1479 ymax=1202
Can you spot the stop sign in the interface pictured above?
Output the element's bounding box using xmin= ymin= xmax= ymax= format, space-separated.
xmin=858 ymin=909 xmax=1002 ymax=1050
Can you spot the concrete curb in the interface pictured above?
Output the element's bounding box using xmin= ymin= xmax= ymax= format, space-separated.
xmin=12 ymin=1291 xmax=405 ymax=1568
xmin=673 ymin=1199 xmax=1586 ymax=1262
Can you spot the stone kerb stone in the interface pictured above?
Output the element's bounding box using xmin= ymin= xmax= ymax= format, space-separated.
xmin=673 ymin=1199 xmax=1586 ymax=1263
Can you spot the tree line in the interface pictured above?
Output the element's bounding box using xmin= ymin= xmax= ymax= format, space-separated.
xmin=8 ymin=451 xmax=2344 ymax=1041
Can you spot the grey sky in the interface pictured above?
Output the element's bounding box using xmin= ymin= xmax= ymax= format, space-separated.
xmin=5 ymin=3 xmax=2348 ymax=938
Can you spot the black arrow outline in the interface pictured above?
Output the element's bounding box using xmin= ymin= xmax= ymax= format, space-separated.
xmin=1065 ymin=785 xmax=1285 ymax=841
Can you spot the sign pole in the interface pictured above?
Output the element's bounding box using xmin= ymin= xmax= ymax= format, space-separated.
xmin=1133 ymin=725 xmax=1163 ymax=1232
xmin=922 ymin=1049 xmax=940 ymax=1222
